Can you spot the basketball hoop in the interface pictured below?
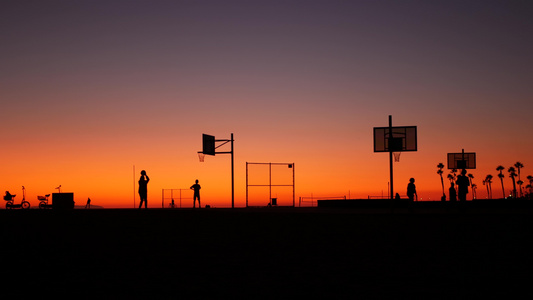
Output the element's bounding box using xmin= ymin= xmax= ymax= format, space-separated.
xmin=198 ymin=152 xmax=205 ymax=162
xmin=393 ymin=152 xmax=401 ymax=162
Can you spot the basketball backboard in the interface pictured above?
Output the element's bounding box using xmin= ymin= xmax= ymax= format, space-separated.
xmin=447 ymin=152 xmax=476 ymax=169
xmin=373 ymin=126 xmax=417 ymax=152
xmin=202 ymin=134 xmax=215 ymax=156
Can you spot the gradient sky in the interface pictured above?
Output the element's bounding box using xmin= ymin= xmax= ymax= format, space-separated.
xmin=2 ymin=0 xmax=532 ymax=208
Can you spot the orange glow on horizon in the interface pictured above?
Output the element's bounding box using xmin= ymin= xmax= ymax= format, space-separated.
xmin=2 ymin=130 xmax=531 ymax=209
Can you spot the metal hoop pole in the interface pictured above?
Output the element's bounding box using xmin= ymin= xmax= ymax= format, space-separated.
xmin=246 ymin=162 xmax=248 ymax=207
xmin=269 ymin=162 xmax=272 ymax=206
xmin=292 ymin=163 xmax=295 ymax=207
xmin=231 ymin=133 xmax=234 ymax=209
xmin=389 ymin=115 xmax=394 ymax=200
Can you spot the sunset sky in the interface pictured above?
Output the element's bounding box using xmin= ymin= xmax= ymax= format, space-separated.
xmin=2 ymin=0 xmax=532 ymax=208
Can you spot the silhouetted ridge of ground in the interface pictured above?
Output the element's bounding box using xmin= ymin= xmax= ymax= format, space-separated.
xmin=2 ymin=208 xmax=532 ymax=298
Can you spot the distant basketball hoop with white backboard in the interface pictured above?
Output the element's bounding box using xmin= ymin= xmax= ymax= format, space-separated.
xmin=373 ymin=115 xmax=418 ymax=200
xmin=447 ymin=150 xmax=476 ymax=169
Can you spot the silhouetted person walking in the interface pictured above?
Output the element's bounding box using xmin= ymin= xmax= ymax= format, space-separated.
xmin=456 ymin=169 xmax=470 ymax=201
xmin=407 ymin=178 xmax=417 ymax=201
xmin=449 ymin=182 xmax=457 ymax=202
xmin=138 ymin=170 xmax=150 ymax=209
xmin=190 ymin=179 xmax=201 ymax=208
xmin=85 ymin=198 xmax=91 ymax=209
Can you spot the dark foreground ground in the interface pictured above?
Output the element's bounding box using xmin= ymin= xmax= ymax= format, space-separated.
xmin=2 ymin=207 xmax=533 ymax=298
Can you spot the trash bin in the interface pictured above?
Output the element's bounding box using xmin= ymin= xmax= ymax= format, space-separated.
xmin=52 ymin=193 xmax=74 ymax=209
xmin=271 ymin=198 xmax=277 ymax=206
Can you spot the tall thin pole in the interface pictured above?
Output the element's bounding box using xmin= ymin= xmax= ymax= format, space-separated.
xmin=389 ymin=115 xmax=394 ymax=200
xmin=133 ymin=165 xmax=136 ymax=208
xmin=246 ymin=162 xmax=249 ymax=208
xmin=292 ymin=163 xmax=295 ymax=207
xmin=231 ymin=133 xmax=234 ymax=208
xmin=269 ymin=162 xmax=272 ymax=205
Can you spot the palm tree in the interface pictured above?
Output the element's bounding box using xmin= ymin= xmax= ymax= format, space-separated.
xmin=517 ymin=180 xmax=524 ymax=199
xmin=446 ymin=169 xmax=458 ymax=196
xmin=526 ymin=175 xmax=533 ymax=198
xmin=484 ymin=174 xmax=493 ymax=199
xmin=468 ymin=173 xmax=475 ymax=200
xmin=496 ymin=165 xmax=505 ymax=199
xmin=514 ymin=162 xmax=524 ymax=197
xmin=437 ymin=163 xmax=445 ymax=200
xmin=508 ymin=166 xmax=517 ymax=198
xmin=447 ymin=174 xmax=455 ymax=184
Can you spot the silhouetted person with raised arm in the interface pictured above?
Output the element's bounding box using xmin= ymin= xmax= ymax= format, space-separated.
xmin=456 ymin=169 xmax=470 ymax=202
xmin=138 ymin=170 xmax=150 ymax=209
xmin=190 ymin=179 xmax=201 ymax=208
xmin=449 ymin=182 xmax=457 ymax=202
xmin=407 ymin=178 xmax=417 ymax=201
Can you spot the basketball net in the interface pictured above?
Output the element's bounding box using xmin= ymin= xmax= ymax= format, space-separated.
xmin=198 ymin=152 xmax=205 ymax=162
xmin=393 ymin=152 xmax=401 ymax=162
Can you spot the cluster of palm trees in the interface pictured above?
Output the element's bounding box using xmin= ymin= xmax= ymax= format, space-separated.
xmin=437 ymin=162 xmax=532 ymax=200
xmin=436 ymin=163 xmax=477 ymax=200
xmin=491 ymin=162 xmax=530 ymax=199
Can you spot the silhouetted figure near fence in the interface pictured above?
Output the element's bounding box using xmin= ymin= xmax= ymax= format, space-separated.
xmin=138 ymin=170 xmax=150 ymax=209
xmin=449 ymin=182 xmax=457 ymax=202
xmin=407 ymin=178 xmax=417 ymax=201
xmin=456 ymin=169 xmax=470 ymax=201
xmin=190 ymin=179 xmax=201 ymax=208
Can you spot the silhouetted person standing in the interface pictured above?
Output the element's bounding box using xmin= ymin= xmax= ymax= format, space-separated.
xmin=138 ymin=170 xmax=150 ymax=209
xmin=85 ymin=198 xmax=91 ymax=209
xmin=456 ymin=169 xmax=470 ymax=202
xmin=449 ymin=182 xmax=457 ymax=202
xmin=407 ymin=178 xmax=417 ymax=201
xmin=190 ymin=179 xmax=201 ymax=208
